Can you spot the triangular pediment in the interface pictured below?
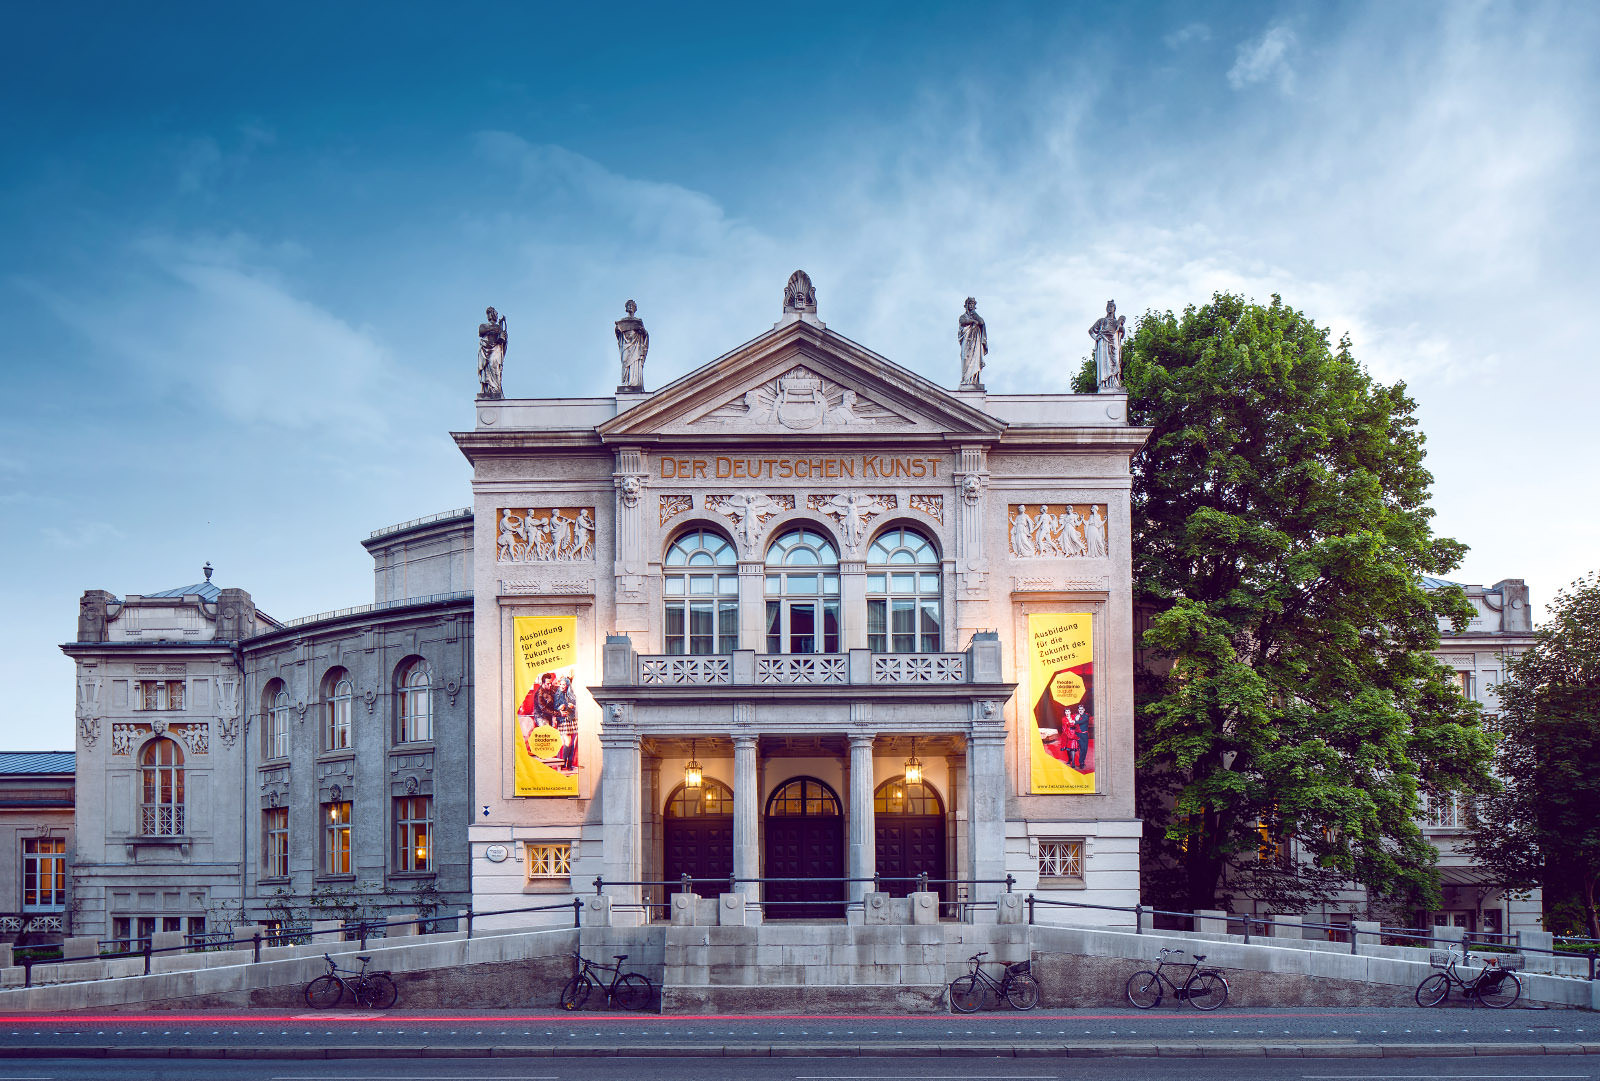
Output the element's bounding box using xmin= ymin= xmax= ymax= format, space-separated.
xmin=599 ymin=318 xmax=1004 ymax=442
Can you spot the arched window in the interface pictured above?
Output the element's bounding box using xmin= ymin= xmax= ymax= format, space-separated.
xmin=665 ymin=778 xmax=733 ymax=817
xmin=324 ymin=669 xmax=352 ymax=751
xmin=765 ymin=528 xmax=840 ymax=654
xmin=765 ymin=777 xmax=841 ymax=816
xmin=663 ymin=528 xmax=739 ymax=655
xmin=397 ymin=659 xmax=432 ymax=743
xmin=140 ymin=738 xmax=184 ymax=836
xmin=874 ymin=776 xmax=944 ymax=815
xmin=867 ymin=526 xmax=942 ymax=653
xmin=263 ymin=681 xmax=290 ymax=760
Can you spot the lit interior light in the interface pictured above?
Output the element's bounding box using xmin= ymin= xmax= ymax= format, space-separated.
xmin=684 ymin=739 xmax=703 ymax=789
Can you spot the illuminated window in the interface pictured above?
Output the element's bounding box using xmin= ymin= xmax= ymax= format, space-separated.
xmin=765 ymin=529 xmax=840 ymax=654
xmin=663 ymin=529 xmax=739 ymax=655
xmin=323 ymin=801 xmax=351 ymax=875
xmin=263 ymin=807 xmax=288 ymax=878
xmin=1257 ymin=816 xmax=1288 ymax=864
xmin=140 ymin=738 xmax=185 ymax=836
xmin=395 ymin=795 xmax=432 ymax=873
xmin=397 ymin=660 xmax=432 ymax=743
xmin=525 ymin=842 xmax=572 ymax=881
xmin=22 ymin=837 xmax=66 ymax=910
xmin=1037 ymin=839 xmax=1084 ymax=880
xmin=665 ymin=779 xmax=733 ymax=817
xmin=866 ymin=527 xmax=942 ymax=653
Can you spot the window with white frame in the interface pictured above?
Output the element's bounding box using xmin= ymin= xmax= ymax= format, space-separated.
xmin=325 ymin=672 xmax=352 ymax=751
xmin=663 ymin=528 xmax=739 ymax=655
xmin=525 ymin=841 xmax=572 ymax=882
xmin=397 ymin=660 xmax=432 ymax=744
xmin=1424 ymin=792 xmax=1466 ymax=828
xmin=1037 ymin=838 xmax=1084 ymax=881
xmin=22 ymin=837 xmax=66 ymax=910
xmin=263 ymin=806 xmax=288 ymax=878
xmin=765 ymin=528 xmax=840 ymax=654
xmin=394 ymin=795 xmax=432 ymax=872
xmin=866 ymin=527 xmax=942 ymax=653
xmin=264 ymin=683 xmax=290 ymax=760
xmin=135 ymin=679 xmax=185 ymax=711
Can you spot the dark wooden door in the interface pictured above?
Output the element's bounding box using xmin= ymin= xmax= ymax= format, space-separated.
xmin=875 ymin=816 xmax=947 ymax=898
xmin=764 ymin=816 xmax=845 ymax=919
xmin=664 ymin=815 xmax=733 ymax=897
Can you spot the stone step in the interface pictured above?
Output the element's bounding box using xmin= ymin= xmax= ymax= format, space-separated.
xmin=662 ymin=982 xmax=947 ymax=1013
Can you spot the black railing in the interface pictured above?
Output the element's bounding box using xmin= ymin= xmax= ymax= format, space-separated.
xmin=589 ymin=873 xmax=1017 ymax=921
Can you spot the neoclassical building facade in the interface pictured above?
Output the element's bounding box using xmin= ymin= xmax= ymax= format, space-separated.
xmin=461 ymin=275 xmax=1150 ymax=922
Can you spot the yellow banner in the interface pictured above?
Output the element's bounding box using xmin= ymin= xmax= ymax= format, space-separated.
xmin=513 ymin=616 xmax=579 ymax=797
xmin=1026 ymin=613 xmax=1096 ymax=794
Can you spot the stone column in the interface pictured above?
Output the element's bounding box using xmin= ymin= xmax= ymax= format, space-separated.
xmin=599 ymin=732 xmax=642 ymax=912
xmin=840 ymin=559 xmax=867 ymax=650
xmin=732 ymin=735 xmax=759 ymax=901
xmin=737 ymin=562 xmax=766 ymax=652
xmin=966 ymin=721 xmax=1008 ymax=915
xmin=847 ymin=733 xmax=876 ymax=904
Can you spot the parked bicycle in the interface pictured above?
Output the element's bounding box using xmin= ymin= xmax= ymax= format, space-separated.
xmin=303 ymin=952 xmax=398 ymax=1009
xmin=1415 ymin=948 xmax=1521 ymax=1008
xmin=559 ymin=952 xmax=654 ymax=1011
xmin=1126 ymin=947 xmax=1228 ymax=1010
xmin=949 ymin=951 xmax=1040 ymax=1012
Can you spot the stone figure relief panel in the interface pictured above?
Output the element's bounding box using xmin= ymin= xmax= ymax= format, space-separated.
xmin=692 ymin=366 xmax=914 ymax=433
xmin=112 ymin=721 xmax=209 ymax=755
xmin=658 ymin=493 xmax=694 ymax=526
xmin=908 ymin=493 xmax=944 ymax=524
xmin=1007 ymin=504 xmax=1109 ymax=559
xmin=705 ymin=492 xmax=796 ymax=556
xmin=807 ymin=493 xmax=896 ymax=556
xmin=496 ymin=507 xmax=596 ymax=563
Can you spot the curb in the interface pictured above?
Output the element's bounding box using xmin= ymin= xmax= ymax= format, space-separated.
xmin=4 ymin=1042 xmax=1600 ymax=1059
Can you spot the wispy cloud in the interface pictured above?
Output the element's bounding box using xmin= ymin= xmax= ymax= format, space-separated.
xmin=1228 ymin=24 xmax=1296 ymax=91
xmin=1165 ymin=22 xmax=1211 ymax=50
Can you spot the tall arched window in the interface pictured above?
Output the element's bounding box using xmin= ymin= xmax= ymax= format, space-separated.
xmin=663 ymin=528 xmax=739 ymax=655
xmin=397 ymin=659 xmax=432 ymax=743
xmin=263 ymin=681 xmax=290 ymax=760
xmin=324 ymin=669 xmax=352 ymax=751
xmin=867 ymin=526 xmax=942 ymax=653
xmin=765 ymin=528 xmax=840 ymax=654
xmin=140 ymin=738 xmax=184 ymax=836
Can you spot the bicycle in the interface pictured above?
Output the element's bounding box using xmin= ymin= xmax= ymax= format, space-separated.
xmin=1125 ymin=947 xmax=1228 ymax=1010
xmin=558 ymin=952 xmax=654 ymax=1011
xmin=303 ymin=952 xmax=398 ymax=1009
xmin=1415 ymin=948 xmax=1521 ymax=1008
xmin=948 ymin=951 xmax=1040 ymax=1012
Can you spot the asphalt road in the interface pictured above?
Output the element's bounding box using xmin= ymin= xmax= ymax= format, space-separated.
xmin=0 ymin=1005 xmax=1590 ymax=1056
xmin=0 ymin=1055 xmax=1595 ymax=1080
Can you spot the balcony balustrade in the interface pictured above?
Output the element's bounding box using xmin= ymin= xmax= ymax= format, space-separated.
xmin=632 ymin=649 xmax=973 ymax=687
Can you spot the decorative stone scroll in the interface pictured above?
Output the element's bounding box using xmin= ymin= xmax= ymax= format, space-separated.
xmin=658 ymin=493 xmax=694 ymax=526
xmin=496 ymin=507 xmax=596 ymax=563
xmin=1007 ymin=504 xmax=1108 ymax=559
xmin=909 ymin=493 xmax=944 ymax=524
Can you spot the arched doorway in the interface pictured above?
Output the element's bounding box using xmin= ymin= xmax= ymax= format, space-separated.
xmin=763 ymin=777 xmax=844 ymax=919
xmin=663 ymin=780 xmax=734 ymax=899
xmin=874 ymin=776 xmax=946 ymax=902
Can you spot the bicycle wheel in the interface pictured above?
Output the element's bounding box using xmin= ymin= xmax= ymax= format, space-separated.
xmin=1184 ymin=971 xmax=1228 ymax=1011
xmin=357 ymin=973 xmax=397 ymax=1009
xmin=1415 ymin=972 xmax=1450 ymax=1007
xmin=1126 ymin=970 xmax=1162 ymax=1009
xmin=1002 ymin=972 xmax=1040 ymax=1011
xmin=304 ymin=974 xmax=343 ymax=1009
xmin=611 ymin=973 xmax=653 ymax=1012
xmin=949 ymin=974 xmax=985 ymax=1013
xmin=1478 ymin=970 xmax=1521 ymax=1009
xmin=559 ymin=973 xmax=592 ymax=1011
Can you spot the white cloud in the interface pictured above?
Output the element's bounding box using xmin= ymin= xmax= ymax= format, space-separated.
xmin=1228 ymin=24 xmax=1296 ymax=90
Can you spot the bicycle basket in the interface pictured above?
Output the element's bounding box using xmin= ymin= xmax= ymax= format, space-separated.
xmin=1007 ymin=960 xmax=1031 ymax=976
xmin=1428 ymin=951 xmax=1452 ymax=967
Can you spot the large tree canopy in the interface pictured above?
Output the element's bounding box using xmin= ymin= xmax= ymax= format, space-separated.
xmin=1468 ymin=572 xmax=1600 ymax=939
xmin=1079 ymin=293 xmax=1495 ymax=913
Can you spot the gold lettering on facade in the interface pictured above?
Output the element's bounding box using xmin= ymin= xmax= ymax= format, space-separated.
xmin=658 ymin=455 xmax=941 ymax=481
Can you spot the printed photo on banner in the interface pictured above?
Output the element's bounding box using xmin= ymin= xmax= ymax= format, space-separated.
xmin=1026 ymin=612 xmax=1096 ymax=794
xmin=512 ymin=615 xmax=579 ymax=797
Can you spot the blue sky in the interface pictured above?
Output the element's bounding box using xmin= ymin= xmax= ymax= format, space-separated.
xmin=3 ymin=2 xmax=1597 ymax=749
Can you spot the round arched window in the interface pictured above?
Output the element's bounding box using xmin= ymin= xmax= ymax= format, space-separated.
xmin=867 ymin=527 xmax=942 ymax=652
xmin=765 ymin=529 xmax=840 ymax=654
xmin=663 ymin=529 xmax=739 ymax=654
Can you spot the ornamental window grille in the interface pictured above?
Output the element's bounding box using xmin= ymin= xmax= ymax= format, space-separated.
xmin=524 ymin=842 xmax=572 ymax=880
xmin=397 ymin=660 xmax=433 ymax=744
xmin=323 ymin=800 xmax=351 ymax=875
xmin=22 ymin=837 xmax=66 ymax=911
xmin=395 ymin=795 xmax=432 ymax=873
xmin=866 ymin=526 xmax=942 ymax=653
xmin=765 ymin=529 xmax=840 ymax=655
xmin=1037 ymin=838 xmax=1084 ymax=880
xmin=263 ymin=806 xmax=288 ymax=878
xmin=264 ymin=684 xmax=290 ymax=760
xmin=139 ymin=737 xmax=184 ymax=836
xmin=663 ymin=528 xmax=739 ymax=655
xmin=1424 ymin=792 xmax=1466 ymax=828
xmin=325 ymin=673 xmax=352 ymax=751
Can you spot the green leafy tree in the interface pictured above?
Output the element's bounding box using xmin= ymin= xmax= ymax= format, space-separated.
xmin=1468 ymin=572 xmax=1600 ymax=939
xmin=1078 ymin=293 xmax=1495 ymax=913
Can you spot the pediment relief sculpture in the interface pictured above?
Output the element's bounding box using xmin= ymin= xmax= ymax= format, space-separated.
xmin=692 ymin=366 xmax=914 ymax=433
xmin=1007 ymin=503 xmax=1109 ymax=559
xmin=497 ymin=507 xmax=596 ymax=563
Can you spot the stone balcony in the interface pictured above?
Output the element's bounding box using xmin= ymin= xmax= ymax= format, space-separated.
xmin=609 ymin=633 xmax=1002 ymax=689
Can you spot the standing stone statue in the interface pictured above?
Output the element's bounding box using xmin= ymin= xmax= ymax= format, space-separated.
xmin=477 ymin=306 xmax=507 ymax=400
xmin=614 ymin=299 xmax=649 ymax=390
xmin=958 ymin=297 xmax=987 ymax=389
xmin=1089 ymin=300 xmax=1126 ymax=391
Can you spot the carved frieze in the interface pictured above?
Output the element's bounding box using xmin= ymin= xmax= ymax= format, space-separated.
xmin=705 ymin=492 xmax=796 ymax=556
xmin=111 ymin=724 xmax=144 ymax=756
xmin=658 ymin=493 xmax=694 ymax=526
xmin=1007 ymin=504 xmax=1109 ymax=559
xmin=694 ymin=366 xmax=912 ymax=432
xmin=496 ymin=507 xmax=596 ymax=563
xmin=807 ymin=493 xmax=896 ymax=555
xmin=177 ymin=723 xmax=208 ymax=755
xmin=908 ymin=493 xmax=944 ymax=524
xmin=1012 ymin=574 xmax=1111 ymax=593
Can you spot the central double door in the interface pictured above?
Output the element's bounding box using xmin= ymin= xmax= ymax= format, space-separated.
xmin=763 ymin=777 xmax=845 ymax=919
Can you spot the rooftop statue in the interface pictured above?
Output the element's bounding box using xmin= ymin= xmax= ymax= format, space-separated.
xmin=614 ymin=299 xmax=649 ymax=391
xmin=477 ymin=306 xmax=507 ymax=400
xmin=783 ymin=269 xmax=817 ymax=314
xmin=958 ymin=296 xmax=987 ymax=389
xmin=1089 ymin=300 xmax=1126 ymax=391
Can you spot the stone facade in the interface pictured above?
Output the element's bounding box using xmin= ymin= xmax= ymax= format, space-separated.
xmin=458 ymin=278 xmax=1149 ymax=926
xmin=0 ymin=753 xmax=75 ymax=944
xmin=60 ymin=581 xmax=269 ymax=943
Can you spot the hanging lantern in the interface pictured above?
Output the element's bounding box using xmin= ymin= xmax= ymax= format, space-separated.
xmin=904 ymin=737 xmax=923 ymax=786
xmin=684 ymin=739 xmax=704 ymax=789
